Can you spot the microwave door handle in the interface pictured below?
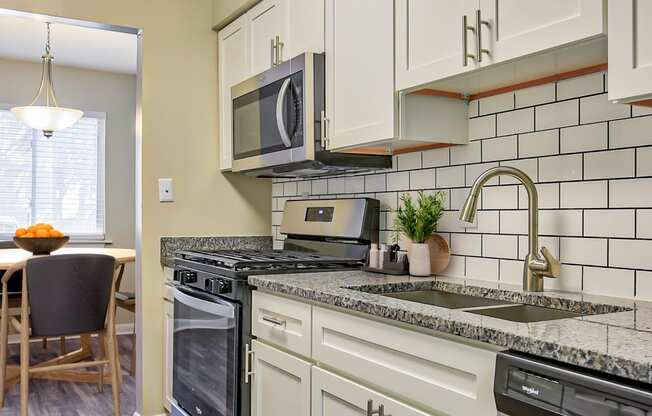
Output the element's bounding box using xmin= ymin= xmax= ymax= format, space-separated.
xmin=275 ymin=78 xmax=293 ymax=148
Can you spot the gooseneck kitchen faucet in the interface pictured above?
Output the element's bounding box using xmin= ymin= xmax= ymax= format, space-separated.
xmin=459 ymin=166 xmax=560 ymax=292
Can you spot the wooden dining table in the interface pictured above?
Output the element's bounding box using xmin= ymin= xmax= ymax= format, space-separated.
xmin=0 ymin=247 xmax=136 ymax=387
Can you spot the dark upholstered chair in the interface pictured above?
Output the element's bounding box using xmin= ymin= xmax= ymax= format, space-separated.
xmin=0 ymin=254 xmax=121 ymax=416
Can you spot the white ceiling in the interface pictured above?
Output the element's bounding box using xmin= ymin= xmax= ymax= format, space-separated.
xmin=0 ymin=15 xmax=137 ymax=74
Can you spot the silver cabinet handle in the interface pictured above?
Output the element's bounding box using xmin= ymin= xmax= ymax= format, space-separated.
xmin=367 ymin=400 xmax=391 ymax=416
xmin=462 ymin=15 xmax=476 ymax=67
xmin=275 ymin=78 xmax=293 ymax=148
xmin=271 ymin=38 xmax=277 ymax=66
xmin=245 ymin=343 xmax=255 ymax=383
xmin=275 ymin=35 xmax=284 ymax=64
xmin=320 ymin=110 xmax=329 ymax=149
xmin=262 ymin=315 xmax=287 ymax=328
xmin=475 ymin=9 xmax=490 ymax=62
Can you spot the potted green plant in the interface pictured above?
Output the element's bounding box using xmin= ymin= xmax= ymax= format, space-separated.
xmin=394 ymin=191 xmax=445 ymax=276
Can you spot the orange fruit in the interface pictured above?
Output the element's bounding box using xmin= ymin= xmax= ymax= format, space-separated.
xmin=23 ymin=232 xmax=35 ymax=238
xmin=15 ymin=228 xmax=27 ymax=237
xmin=49 ymin=229 xmax=64 ymax=238
xmin=35 ymin=229 xmax=50 ymax=238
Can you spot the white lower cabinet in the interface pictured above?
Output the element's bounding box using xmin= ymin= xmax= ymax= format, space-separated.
xmin=250 ymin=340 xmax=311 ymax=416
xmin=163 ymin=299 xmax=174 ymax=411
xmin=312 ymin=366 xmax=432 ymax=416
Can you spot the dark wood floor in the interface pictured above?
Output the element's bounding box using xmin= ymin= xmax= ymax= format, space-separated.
xmin=0 ymin=335 xmax=136 ymax=416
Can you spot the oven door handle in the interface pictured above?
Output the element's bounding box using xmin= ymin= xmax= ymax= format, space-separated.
xmin=275 ymin=77 xmax=293 ymax=148
xmin=174 ymin=287 xmax=236 ymax=318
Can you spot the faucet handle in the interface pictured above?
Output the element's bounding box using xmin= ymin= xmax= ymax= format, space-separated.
xmin=540 ymin=246 xmax=561 ymax=278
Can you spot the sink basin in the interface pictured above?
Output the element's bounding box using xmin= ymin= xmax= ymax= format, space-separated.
xmin=467 ymin=304 xmax=583 ymax=322
xmin=382 ymin=290 xmax=514 ymax=309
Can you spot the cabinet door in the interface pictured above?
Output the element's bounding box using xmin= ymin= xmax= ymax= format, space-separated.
xmin=163 ymin=300 xmax=174 ymax=411
xmin=312 ymin=367 xmax=432 ymax=416
xmin=251 ymin=340 xmax=311 ymax=416
xmin=608 ymin=0 xmax=652 ymax=102
xmin=396 ymin=0 xmax=479 ymax=90
xmin=247 ymin=0 xmax=289 ymax=75
xmin=479 ymin=0 xmax=604 ymax=66
xmin=218 ymin=15 xmax=249 ymax=171
xmin=288 ymin=0 xmax=325 ymax=58
xmin=325 ymin=0 xmax=396 ymax=150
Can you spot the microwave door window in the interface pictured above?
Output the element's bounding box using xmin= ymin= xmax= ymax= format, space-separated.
xmin=232 ymin=73 xmax=303 ymax=161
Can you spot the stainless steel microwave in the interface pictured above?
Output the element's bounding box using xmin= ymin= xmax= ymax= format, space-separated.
xmin=230 ymin=53 xmax=390 ymax=177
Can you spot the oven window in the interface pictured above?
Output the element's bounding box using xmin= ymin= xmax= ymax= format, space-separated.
xmin=173 ymin=289 xmax=240 ymax=416
xmin=232 ymin=71 xmax=304 ymax=160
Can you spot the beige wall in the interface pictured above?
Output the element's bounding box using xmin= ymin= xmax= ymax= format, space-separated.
xmin=0 ymin=1 xmax=272 ymax=414
xmin=0 ymin=58 xmax=137 ymax=325
xmin=211 ymin=0 xmax=259 ymax=29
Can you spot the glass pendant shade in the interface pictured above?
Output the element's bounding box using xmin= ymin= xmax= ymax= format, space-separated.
xmin=10 ymin=23 xmax=83 ymax=138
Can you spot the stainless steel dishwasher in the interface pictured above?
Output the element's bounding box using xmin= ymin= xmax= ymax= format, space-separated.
xmin=495 ymin=351 xmax=652 ymax=415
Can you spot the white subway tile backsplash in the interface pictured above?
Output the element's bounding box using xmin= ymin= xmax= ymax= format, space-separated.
xmin=609 ymin=178 xmax=652 ymax=208
xmin=479 ymin=92 xmax=514 ymax=115
xmin=560 ymin=181 xmax=607 ymax=208
xmin=422 ymin=147 xmax=450 ymax=168
xmin=271 ymin=71 xmax=652 ymax=294
xmin=636 ymin=147 xmax=652 ymax=177
xmin=636 ymin=271 xmax=652 ymax=301
xmin=469 ymin=115 xmax=496 ymax=141
xmin=482 ymin=185 xmax=518 ymax=209
xmin=387 ymin=171 xmax=410 ymax=191
xmin=364 ymin=174 xmax=386 ymax=193
xmin=515 ymin=84 xmax=556 ymax=108
xmin=451 ymin=140 xmax=481 ymax=165
xmin=409 ymin=168 xmax=435 ymax=190
xmin=609 ymin=116 xmax=652 ymax=148
xmin=465 ymin=257 xmax=499 ymax=281
xmin=560 ymin=237 xmax=607 ymax=266
xmin=450 ymin=233 xmax=482 ymax=256
xmin=539 ymin=154 xmax=582 ymax=182
xmin=609 ymin=239 xmax=652 ymax=270
xmin=584 ymin=209 xmax=635 ymax=238
xmin=518 ymin=130 xmax=559 ymax=158
xmin=483 ymin=234 xmax=518 ymax=259
xmin=560 ymin=123 xmax=608 ymax=154
xmin=436 ymin=165 xmax=465 ymax=188
xmin=482 ymin=135 xmax=518 ymax=161
xmin=557 ymin=72 xmax=604 ymax=100
xmin=536 ymin=100 xmax=578 ymax=130
xmin=497 ymin=108 xmax=534 ymax=135
xmin=466 ymin=162 xmax=499 ymax=186
xmin=583 ymin=267 xmax=635 ymax=298
xmin=580 ymin=94 xmax=630 ymax=124
xmin=584 ymin=149 xmax=635 ymax=180
xmin=397 ymin=152 xmax=422 ymax=170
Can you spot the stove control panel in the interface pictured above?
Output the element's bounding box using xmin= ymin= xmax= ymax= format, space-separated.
xmin=177 ymin=270 xmax=198 ymax=285
xmin=205 ymin=277 xmax=232 ymax=294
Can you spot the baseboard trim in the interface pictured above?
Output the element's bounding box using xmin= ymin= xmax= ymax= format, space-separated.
xmin=7 ymin=323 xmax=135 ymax=345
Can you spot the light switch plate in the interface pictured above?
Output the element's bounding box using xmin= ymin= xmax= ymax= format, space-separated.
xmin=158 ymin=178 xmax=174 ymax=202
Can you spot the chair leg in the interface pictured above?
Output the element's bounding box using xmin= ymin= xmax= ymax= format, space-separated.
xmin=129 ymin=332 xmax=136 ymax=377
xmin=59 ymin=336 xmax=66 ymax=355
xmin=41 ymin=338 xmax=47 ymax=350
xmin=114 ymin=332 xmax=123 ymax=387
xmin=106 ymin=329 xmax=121 ymax=416
xmin=20 ymin=324 xmax=29 ymax=416
xmin=0 ymin=281 xmax=9 ymax=408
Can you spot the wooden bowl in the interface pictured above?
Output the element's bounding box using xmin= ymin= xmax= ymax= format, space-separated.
xmin=13 ymin=236 xmax=70 ymax=255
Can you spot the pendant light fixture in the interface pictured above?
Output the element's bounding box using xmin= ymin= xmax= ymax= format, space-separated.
xmin=11 ymin=23 xmax=83 ymax=138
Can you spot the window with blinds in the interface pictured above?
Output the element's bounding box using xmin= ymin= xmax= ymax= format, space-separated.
xmin=0 ymin=109 xmax=105 ymax=239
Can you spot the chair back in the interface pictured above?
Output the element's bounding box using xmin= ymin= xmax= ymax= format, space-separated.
xmin=26 ymin=254 xmax=116 ymax=337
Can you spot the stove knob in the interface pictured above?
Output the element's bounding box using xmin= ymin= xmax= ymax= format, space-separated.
xmin=217 ymin=279 xmax=232 ymax=294
xmin=178 ymin=270 xmax=197 ymax=284
xmin=206 ymin=278 xmax=231 ymax=294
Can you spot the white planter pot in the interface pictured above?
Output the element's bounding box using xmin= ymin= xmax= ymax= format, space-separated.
xmin=408 ymin=243 xmax=431 ymax=277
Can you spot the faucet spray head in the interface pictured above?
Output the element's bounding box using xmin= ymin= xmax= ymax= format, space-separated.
xmin=459 ymin=193 xmax=479 ymax=224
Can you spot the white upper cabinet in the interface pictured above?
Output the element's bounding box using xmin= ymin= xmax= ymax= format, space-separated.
xmin=288 ymin=0 xmax=325 ymax=58
xmin=608 ymin=0 xmax=652 ymax=103
xmin=218 ymin=16 xmax=249 ymax=171
xmin=325 ymin=0 xmax=396 ymax=150
xmin=247 ymin=0 xmax=290 ymax=74
xmin=478 ymin=0 xmax=605 ymax=67
xmin=396 ymin=0 xmax=479 ymax=91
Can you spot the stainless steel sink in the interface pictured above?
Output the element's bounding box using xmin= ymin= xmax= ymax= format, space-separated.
xmin=382 ymin=290 xmax=514 ymax=309
xmin=466 ymin=304 xmax=583 ymax=322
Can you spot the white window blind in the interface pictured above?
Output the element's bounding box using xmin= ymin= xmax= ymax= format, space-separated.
xmin=0 ymin=109 xmax=105 ymax=239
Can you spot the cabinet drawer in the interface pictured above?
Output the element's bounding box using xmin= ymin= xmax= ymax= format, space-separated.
xmin=313 ymin=306 xmax=497 ymax=416
xmin=252 ymin=291 xmax=312 ymax=357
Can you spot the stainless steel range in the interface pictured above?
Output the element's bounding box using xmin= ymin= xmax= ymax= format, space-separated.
xmin=171 ymin=198 xmax=379 ymax=416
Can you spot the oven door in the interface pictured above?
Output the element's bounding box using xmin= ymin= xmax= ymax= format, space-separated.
xmin=173 ymin=286 xmax=240 ymax=416
xmin=231 ymin=53 xmax=319 ymax=173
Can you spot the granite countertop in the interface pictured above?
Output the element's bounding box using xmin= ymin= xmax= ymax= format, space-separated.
xmin=160 ymin=236 xmax=273 ymax=267
xmin=248 ymin=271 xmax=652 ymax=384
